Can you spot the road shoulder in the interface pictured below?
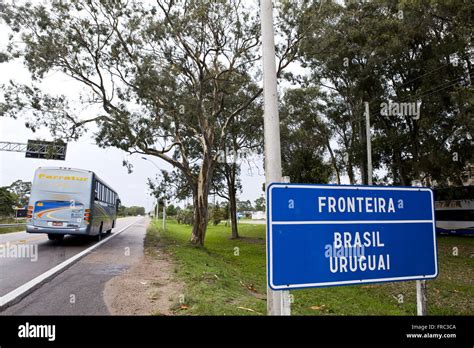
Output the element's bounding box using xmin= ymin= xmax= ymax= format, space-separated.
xmin=103 ymin=224 xmax=184 ymax=315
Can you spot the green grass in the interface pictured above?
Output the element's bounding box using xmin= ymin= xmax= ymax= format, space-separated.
xmin=0 ymin=226 xmax=25 ymax=234
xmin=0 ymin=217 xmax=26 ymax=234
xmin=146 ymin=221 xmax=474 ymax=316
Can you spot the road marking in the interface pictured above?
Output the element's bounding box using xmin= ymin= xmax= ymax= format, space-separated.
xmin=0 ymin=218 xmax=142 ymax=311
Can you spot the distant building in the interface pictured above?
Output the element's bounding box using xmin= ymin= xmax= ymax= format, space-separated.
xmin=252 ymin=211 xmax=266 ymax=220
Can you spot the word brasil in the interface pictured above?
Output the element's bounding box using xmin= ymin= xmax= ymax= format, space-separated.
xmin=326 ymin=231 xmax=390 ymax=273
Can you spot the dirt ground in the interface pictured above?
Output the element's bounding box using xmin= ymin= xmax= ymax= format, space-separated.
xmin=103 ymin=244 xmax=184 ymax=315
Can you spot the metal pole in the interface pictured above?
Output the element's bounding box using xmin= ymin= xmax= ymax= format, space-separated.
xmin=365 ymin=102 xmax=372 ymax=185
xmin=261 ymin=0 xmax=290 ymax=316
xmin=155 ymin=198 xmax=158 ymax=221
xmin=416 ymin=280 xmax=427 ymax=315
xmin=162 ymin=199 xmax=166 ymax=231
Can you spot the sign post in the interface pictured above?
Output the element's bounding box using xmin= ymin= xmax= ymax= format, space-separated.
xmin=365 ymin=102 xmax=372 ymax=185
xmin=163 ymin=199 xmax=166 ymax=232
xmin=267 ymin=184 xmax=438 ymax=290
xmin=260 ymin=0 xmax=290 ymax=315
xmin=416 ymin=280 xmax=427 ymax=315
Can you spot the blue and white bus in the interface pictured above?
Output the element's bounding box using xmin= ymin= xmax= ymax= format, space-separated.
xmin=27 ymin=167 xmax=120 ymax=241
xmin=434 ymin=186 xmax=474 ymax=236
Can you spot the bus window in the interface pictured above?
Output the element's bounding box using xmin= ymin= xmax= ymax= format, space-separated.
xmin=99 ymin=183 xmax=103 ymax=201
xmin=94 ymin=181 xmax=99 ymax=200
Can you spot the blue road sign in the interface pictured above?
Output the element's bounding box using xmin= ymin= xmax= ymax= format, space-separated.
xmin=267 ymin=183 xmax=438 ymax=290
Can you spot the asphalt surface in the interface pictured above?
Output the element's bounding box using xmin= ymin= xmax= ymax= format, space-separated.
xmin=0 ymin=216 xmax=147 ymax=315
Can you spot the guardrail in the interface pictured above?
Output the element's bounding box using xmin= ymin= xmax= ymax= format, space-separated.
xmin=0 ymin=223 xmax=26 ymax=228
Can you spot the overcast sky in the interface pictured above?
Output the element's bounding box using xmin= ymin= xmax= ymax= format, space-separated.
xmin=0 ymin=16 xmax=266 ymax=211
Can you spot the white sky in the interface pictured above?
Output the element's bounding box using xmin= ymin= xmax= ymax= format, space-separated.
xmin=0 ymin=12 xmax=266 ymax=211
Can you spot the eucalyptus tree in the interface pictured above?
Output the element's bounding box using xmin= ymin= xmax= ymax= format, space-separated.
xmin=212 ymin=81 xmax=263 ymax=239
xmin=1 ymin=0 xmax=264 ymax=245
xmin=296 ymin=0 xmax=473 ymax=186
xmin=280 ymin=87 xmax=334 ymax=184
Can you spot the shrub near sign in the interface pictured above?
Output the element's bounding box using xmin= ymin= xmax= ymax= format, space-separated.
xmin=267 ymin=184 xmax=438 ymax=290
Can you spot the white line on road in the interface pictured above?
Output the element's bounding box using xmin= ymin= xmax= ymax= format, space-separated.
xmin=0 ymin=218 xmax=141 ymax=311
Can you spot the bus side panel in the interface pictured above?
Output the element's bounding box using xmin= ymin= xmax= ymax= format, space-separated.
xmin=91 ymin=201 xmax=115 ymax=234
xmin=90 ymin=176 xmax=117 ymax=235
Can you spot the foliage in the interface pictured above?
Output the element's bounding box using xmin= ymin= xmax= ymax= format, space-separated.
xmin=280 ymin=88 xmax=334 ymax=184
xmin=118 ymin=205 xmax=145 ymax=216
xmin=295 ymin=0 xmax=473 ymax=186
xmin=236 ymin=199 xmax=253 ymax=212
xmin=176 ymin=208 xmax=194 ymax=225
xmin=166 ymin=204 xmax=178 ymax=217
xmin=254 ymin=196 xmax=265 ymax=211
xmin=0 ymin=187 xmax=16 ymax=216
xmin=209 ymin=203 xmax=225 ymax=226
xmin=7 ymin=180 xmax=32 ymax=207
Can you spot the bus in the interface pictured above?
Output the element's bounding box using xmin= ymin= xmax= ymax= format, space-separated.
xmin=434 ymin=186 xmax=474 ymax=236
xmin=26 ymin=167 xmax=120 ymax=241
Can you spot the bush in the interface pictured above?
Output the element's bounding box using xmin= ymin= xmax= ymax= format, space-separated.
xmin=176 ymin=208 xmax=194 ymax=225
xmin=210 ymin=205 xmax=226 ymax=226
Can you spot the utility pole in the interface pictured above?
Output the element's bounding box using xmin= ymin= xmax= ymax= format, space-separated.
xmin=141 ymin=156 xmax=163 ymax=225
xmin=365 ymin=102 xmax=372 ymax=185
xmin=162 ymin=199 xmax=166 ymax=231
xmin=260 ymin=0 xmax=290 ymax=316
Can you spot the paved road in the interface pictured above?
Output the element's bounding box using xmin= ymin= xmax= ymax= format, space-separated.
xmin=0 ymin=216 xmax=147 ymax=315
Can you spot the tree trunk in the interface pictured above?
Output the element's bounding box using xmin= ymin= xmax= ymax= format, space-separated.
xmin=325 ymin=138 xmax=341 ymax=184
xmin=359 ymin=116 xmax=368 ymax=185
xmin=393 ymin=151 xmax=409 ymax=186
xmin=190 ymin=157 xmax=213 ymax=246
xmin=228 ymin=176 xmax=239 ymax=239
xmin=224 ymin=162 xmax=239 ymax=239
xmin=347 ymin=151 xmax=355 ymax=184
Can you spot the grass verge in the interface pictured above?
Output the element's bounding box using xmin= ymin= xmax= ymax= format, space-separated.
xmin=146 ymin=221 xmax=473 ymax=315
xmin=0 ymin=226 xmax=25 ymax=234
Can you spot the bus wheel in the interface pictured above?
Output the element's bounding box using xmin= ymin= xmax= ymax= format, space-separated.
xmin=96 ymin=222 xmax=103 ymax=241
xmin=48 ymin=234 xmax=64 ymax=241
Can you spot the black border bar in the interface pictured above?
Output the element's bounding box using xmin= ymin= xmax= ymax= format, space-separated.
xmin=0 ymin=315 xmax=472 ymax=346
